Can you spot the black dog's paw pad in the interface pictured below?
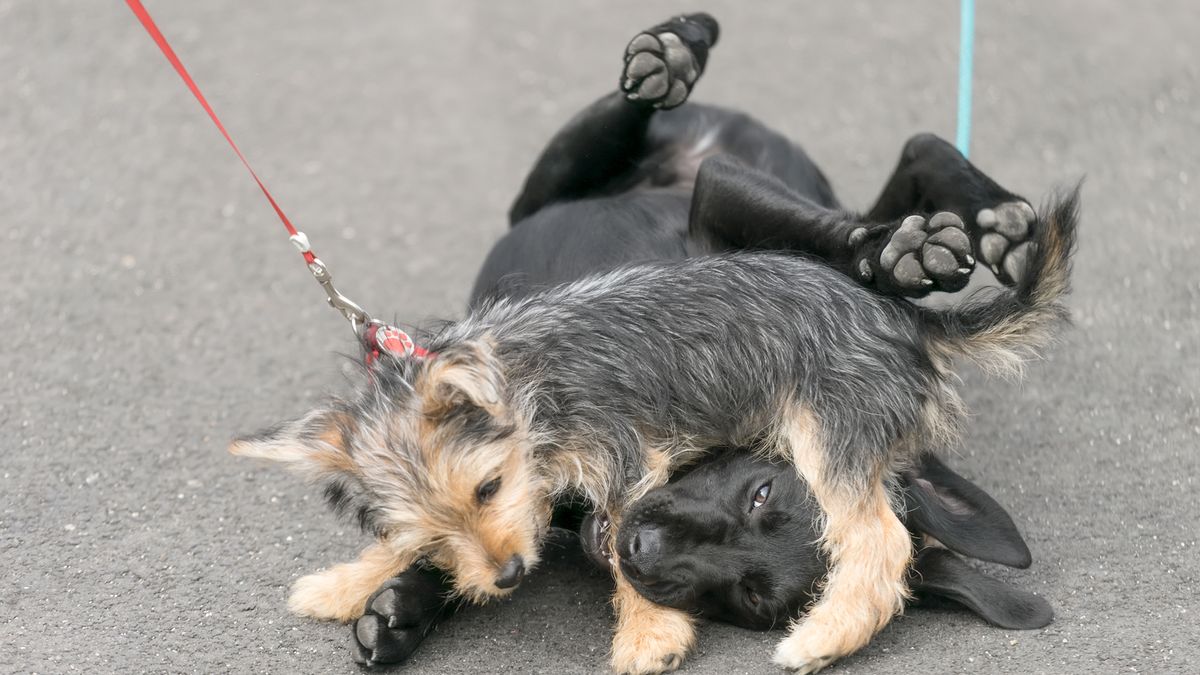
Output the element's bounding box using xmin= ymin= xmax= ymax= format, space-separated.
xmin=350 ymin=578 xmax=445 ymax=667
xmin=352 ymin=610 xmax=425 ymax=667
xmin=355 ymin=614 xmax=384 ymax=653
xmin=976 ymin=201 xmax=1037 ymax=284
xmin=625 ymin=33 xmax=663 ymax=56
xmin=622 ymin=32 xmax=698 ymax=109
xmin=873 ymin=212 xmax=972 ymax=293
xmin=368 ymin=587 xmax=424 ymax=629
xmin=893 ymin=252 xmax=930 ymax=287
xmin=921 ymin=241 xmax=960 ymax=277
xmin=979 ymin=233 xmax=1008 ymax=267
xmin=1003 ymin=241 xmax=1032 ymax=283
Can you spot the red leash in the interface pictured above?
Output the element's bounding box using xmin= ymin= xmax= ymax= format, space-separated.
xmin=125 ymin=0 xmax=427 ymax=360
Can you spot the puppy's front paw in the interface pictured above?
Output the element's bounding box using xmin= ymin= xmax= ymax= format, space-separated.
xmin=621 ymin=14 xmax=719 ymax=110
xmin=288 ymin=569 xmax=365 ymax=622
xmin=610 ymin=606 xmax=694 ymax=675
xmin=851 ymin=212 xmax=973 ymax=296
xmin=772 ymin=629 xmax=838 ymax=674
xmin=975 ymin=201 xmax=1037 ymax=284
xmin=351 ymin=578 xmax=447 ymax=668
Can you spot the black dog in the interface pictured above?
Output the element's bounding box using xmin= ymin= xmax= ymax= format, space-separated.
xmin=596 ymin=451 xmax=1052 ymax=632
xmin=345 ymin=12 xmax=1063 ymax=668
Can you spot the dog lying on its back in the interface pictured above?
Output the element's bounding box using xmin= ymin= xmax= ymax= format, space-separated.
xmin=230 ymin=13 xmax=1077 ymax=674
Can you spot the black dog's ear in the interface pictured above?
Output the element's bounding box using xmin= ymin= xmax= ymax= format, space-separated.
xmin=901 ymin=453 xmax=1032 ymax=568
xmin=910 ymin=548 xmax=1053 ymax=630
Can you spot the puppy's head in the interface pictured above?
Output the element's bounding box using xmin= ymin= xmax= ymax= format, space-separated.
xmin=230 ymin=340 xmax=551 ymax=602
xmin=611 ymin=451 xmax=1053 ymax=631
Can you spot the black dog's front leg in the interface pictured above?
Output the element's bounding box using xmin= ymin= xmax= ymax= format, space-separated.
xmin=508 ymin=13 xmax=720 ymax=224
xmin=508 ymin=92 xmax=655 ymax=224
xmin=690 ymin=156 xmax=975 ymax=296
xmin=351 ymin=564 xmax=456 ymax=668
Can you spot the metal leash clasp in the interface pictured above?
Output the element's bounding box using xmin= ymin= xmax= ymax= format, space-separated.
xmin=307 ymin=258 xmax=371 ymax=335
xmin=292 ymin=232 xmax=371 ymax=335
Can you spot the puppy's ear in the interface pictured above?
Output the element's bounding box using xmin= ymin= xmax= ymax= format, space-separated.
xmin=909 ymin=548 xmax=1053 ymax=630
xmin=230 ymin=410 xmax=392 ymax=536
xmin=416 ymin=341 xmax=505 ymax=420
xmin=228 ymin=408 xmax=357 ymax=479
xmin=901 ymin=453 xmax=1033 ymax=568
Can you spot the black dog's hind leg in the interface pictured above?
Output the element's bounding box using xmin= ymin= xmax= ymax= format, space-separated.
xmin=867 ymin=133 xmax=1039 ymax=285
xmin=351 ymin=565 xmax=456 ymax=668
xmin=690 ymin=155 xmax=975 ymax=297
xmin=508 ymin=13 xmax=719 ymax=224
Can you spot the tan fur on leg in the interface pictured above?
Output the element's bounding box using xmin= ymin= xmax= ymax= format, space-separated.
xmin=608 ymin=456 xmax=695 ymax=675
xmin=288 ymin=542 xmax=415 ymax=622
xmin=610 ymin=573 xmax=695 ymax=675
xmin=772 ymin=408 xmax=912 ymax=674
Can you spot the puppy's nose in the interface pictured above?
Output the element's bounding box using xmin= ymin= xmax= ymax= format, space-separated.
xmin=494 ymin=554 xmax=525 ymax=589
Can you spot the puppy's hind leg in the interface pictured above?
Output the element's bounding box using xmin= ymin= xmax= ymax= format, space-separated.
xmin=772 ymin=409 xmax=911 ymax=674
xmin=608 ymin=449 xmax=697 ymax=674
xmin=288 ymin=542 xmax=415 ymax=623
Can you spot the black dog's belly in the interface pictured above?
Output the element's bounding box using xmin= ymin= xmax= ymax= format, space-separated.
xmin=470 ymin=190 xmax=691 ymax=306
xmin=643 ymin=103 xmax=841 ymax=210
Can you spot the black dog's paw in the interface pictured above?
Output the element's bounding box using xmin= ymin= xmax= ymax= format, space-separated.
xmin=351 ymin=578 xmax=445 ymax=669
xmin=851 ymin=212 xmax=974 ymax=296
xmin=975 ymin=201 xmax=1037 ymax=285
xmin=622 ymin=13 xmax=719 ymax=110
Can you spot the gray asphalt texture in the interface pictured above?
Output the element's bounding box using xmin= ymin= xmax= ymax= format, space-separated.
xmin=3 ymin=1 xmax=1198 ymax=673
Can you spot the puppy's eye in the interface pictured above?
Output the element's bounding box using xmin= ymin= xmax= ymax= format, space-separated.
xmin=745 ymin=587 xmax=761 ymax=607
xmin=476 ymin=477 xmax=502 ymax=504
xmin=751 ymin=482 xmax=771 ymax=510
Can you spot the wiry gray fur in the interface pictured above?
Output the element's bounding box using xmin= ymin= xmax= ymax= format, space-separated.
xmin=415 ymin=252 xmax=937 ymax=500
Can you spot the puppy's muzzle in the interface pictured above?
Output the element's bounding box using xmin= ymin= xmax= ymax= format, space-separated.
xmin=494 ymin=554 xmax=526 ymax=589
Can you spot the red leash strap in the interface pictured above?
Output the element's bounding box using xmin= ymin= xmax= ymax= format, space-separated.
xmin=125 ymin=0 xmax=312 ymax=265
xmin=126 ymin=0 xmax=428 ymax=360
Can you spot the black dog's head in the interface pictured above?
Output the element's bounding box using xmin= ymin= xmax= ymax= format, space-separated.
xmin=583 ymin=451 xmax=1052 ymax=631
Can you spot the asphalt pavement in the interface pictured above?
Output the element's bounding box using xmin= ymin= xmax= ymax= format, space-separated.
xmin=2 ymin=1 xmax=1198 ymax=673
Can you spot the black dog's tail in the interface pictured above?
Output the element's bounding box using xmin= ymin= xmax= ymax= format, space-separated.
xmin=921 ymin=186 xmax=1080 ymax=378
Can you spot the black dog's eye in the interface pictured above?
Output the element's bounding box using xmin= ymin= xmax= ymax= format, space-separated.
xmin=476 ymin=477 xmax=502 ymax=504
xmin=745 ymin=587 xmax=761 ymax=607
xmin=751 ymin=482 xmax=771 ymax=511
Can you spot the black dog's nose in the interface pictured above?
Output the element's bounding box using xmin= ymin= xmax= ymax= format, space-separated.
xmin=631 ymin=527 xmax=661 ymax=558
xmin=622 ymin=527 xmax=663 ymax=579
xmin=494 ymin=554 xmax=525 ymax=589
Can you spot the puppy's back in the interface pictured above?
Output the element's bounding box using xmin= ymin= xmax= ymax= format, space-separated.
xmin=464 ymin=253 xmax=935 ymax=464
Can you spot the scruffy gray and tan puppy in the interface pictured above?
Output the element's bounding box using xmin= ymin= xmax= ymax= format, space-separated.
xmin=231 ymin=194 xmax=1076 ymax=674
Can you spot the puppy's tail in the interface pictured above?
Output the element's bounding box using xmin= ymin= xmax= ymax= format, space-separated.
xmin=921 ymin=185 xmax=1080 ymax=378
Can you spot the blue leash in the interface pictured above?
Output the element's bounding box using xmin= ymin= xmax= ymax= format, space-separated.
xmin=956 ymin=0 xmax=975 ymax=157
